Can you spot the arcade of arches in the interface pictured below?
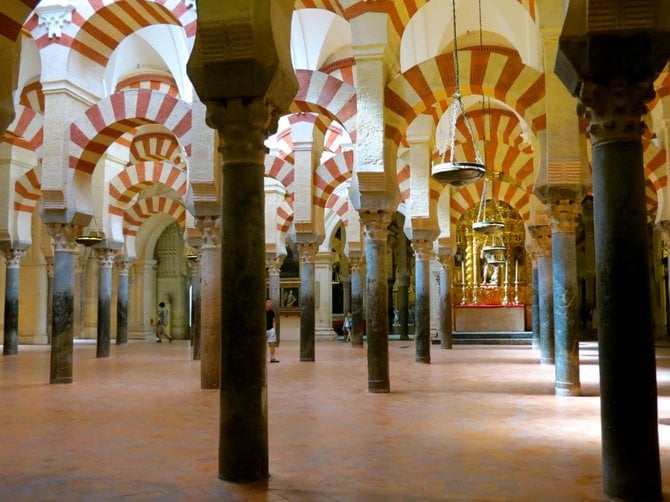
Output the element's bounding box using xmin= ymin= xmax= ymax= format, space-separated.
xmin=1 ymin=0 xmax=670 ymax=500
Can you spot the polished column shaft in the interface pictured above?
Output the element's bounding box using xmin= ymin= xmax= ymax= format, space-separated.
xmin=96 ymin=249 xmax=116 ymax=358
xmin=438 ymin=255 xmax=453 ymax=350
xmin=298 ymin=242 xmax=318 ymax=361
xmin=199 ymin=217 xmax=221 ymax=389
xmin=2 ymin=249 xmax=25 ymax=355
xmin=349 ymin=256 xmax=364 ymax=347
xmin=413 ymin=240 xmax=433 ymax=363
xmin=115 ymin=257 xmax=130 ymax=345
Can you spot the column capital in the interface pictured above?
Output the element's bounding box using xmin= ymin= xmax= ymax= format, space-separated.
xmin=45 ymin=256 xmax=55 ymax=278
xmin=349 ymin=256 xmax=364 ymax=274
xmin=528 ymin=224 xmax=552 ymax=257
xmin=96 ymin=248 xmax=116 ymax=269
xmin=187 ymin=258 xmax=199 ymax=277
xmin=437 ymin=253 xmax=452 ymax=270
xmin=47 ymin=223 xmax=81 ymax=252
xmin=360 ymin=211 xmax=393 ymax=243
xmin=297 ymin=242 xmax=319 ymax=264
xmin=211 ymin=99 xmax=279 ymax=165
xmin=267 ymin=255 xmax=284 ymax=275
xmin=578 ymin=78 xmax=653 ymax=146
xmin=3 ymin=248 xmax=26 ymax=269
xmin=196 ymin=216 xmax=221 ymax=249
xmin=550 ymin=202 xmax=581 ymax=234
xmin=115 ymin=256 xmax=133 ymax=276
xmin=412 ymin=239 xmax=434 ymax=262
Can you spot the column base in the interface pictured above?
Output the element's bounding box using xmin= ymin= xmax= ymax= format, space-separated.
xmin=415 ymin=357 xmax=430 ymax=364
xmin=300 ymin=357 xmax=315 ymax=362
xmin=367 ymin=381 xmax=390 ymax=393
xmin=555 ymin=383 xmax=581 ymax=396
xmin=541 ymin=357 xmax=555 ymax=365
xmin=50 ymin=377 xmax=73 ymax=384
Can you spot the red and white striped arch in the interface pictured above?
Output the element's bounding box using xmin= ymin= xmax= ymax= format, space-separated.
xmin=0 ymin=0 xmax=38 ymax=42
xmin=26 ymin=0 xmax=196 ymax=67
xmin=265 ymin=153 xmax=295 ymax=195
xmin=276 ymin=198 xmax=294 ymax=234
xmin=116 ymin=73 xmax=180 ymax=98
xmin=449 ymin=178 xmax=531 ymax=223
xmin=130 ymin=132 xmax=186 ymax=167
xmin=69 ymin=89 xmax=191 ymax=175
xmin=319 ymin=57 xmax=356 ymax=87
xmin=14 ymin=167 xmax=41 ymax=214
xmin=292 ymin=70 xmax=357 ymax=143
xmin=109 ymin=160 xmax=187 ymax=216
xmin=644 ymin=139 xmax=667 ymax=217
xmin=19 ymin=78 xmax=44 ymax=114
xmin=325 ymin=191 xmax=349 ymax=226
xmin=386 ymin=48 xmax=546 ymax=147
xmin=2 ymin=104 xmax=44 ymax=154
xmin=123 ymin=195 xmax=186 ymax=236
xmin=313 ymin=150 xmax=354 ymax=208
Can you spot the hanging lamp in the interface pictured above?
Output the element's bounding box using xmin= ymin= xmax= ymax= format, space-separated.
xmin=431 ymin=0 xmax=486 ymax=186
xmin=76 ymin=215 xmax=105 ymax=246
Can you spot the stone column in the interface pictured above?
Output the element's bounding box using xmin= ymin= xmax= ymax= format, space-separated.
xmin=198 ymin=216 xmax=221 ymax=389
xmin=437 ymin=254 xmax=453 ymax=349
xmin=298 ymin=242 xmax=318 ymax=361
xmin=187 ymin=256 xmax=201 ymax=360
xmin=349 ymin=256 xmax=365 ymax=347
xmin=581 ymin=78 xmax=662 ymax=500
xmin=115 ymin=257 xmax=131 ymax=345
xmin=95 ymin=249 xmax=116 ymax=358
xmin=530 ymin=255 xmax=540 ymax=351
xmin=46 ymin=224 xmax=80 ymax=384
xmin=267 ymin=255 xmax=282 ymax=346
xmin=314 ymin=251 xmax=334 ymax=339
xmin=214 ymin=98 xmax=276 ymax=482
xmin=361 ymin=211 xmax=392 ymax=392
xmin=582 ymin=198 xmax=596 ymax=331
xmin=46 ymin=256 xmax=54 ymax=344
xmin=2 ymin=248 xmax=26 ymax=355
xmin=342 ymin=276 xmax=351 ymax=316
xmin=396 ymin=273 xmax=410 ymax=340
xmin=412 ymin=239 xmax=433 ymax=363
xmin=550 ymin=203 xmax=581 ymax=396
xmin=531 ymin=225 xmax=554 ymax=364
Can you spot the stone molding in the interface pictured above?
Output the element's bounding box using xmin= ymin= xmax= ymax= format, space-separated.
xmin=578 ymin=78 xmax=654 ymax=146
xmin=47 ymin=224 xmax=81 ymax=252
xmin=360 ymin=211 xmax=392 ymax=243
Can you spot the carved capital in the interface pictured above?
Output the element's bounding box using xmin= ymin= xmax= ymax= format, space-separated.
xmin=47 ymin=224 xmax=81 ymax=252
xmin=212 ymin=99 xmax=277 ymax=165
xmin=578 ymin=78 xmax=654 ymax=146
xmin=187 ymin=258 xmax=200 ymax=277
xmin=298 ymin=242 xmax=319 ymax=264
xmin=45 ymin=256 xmax=54 ymax=278
xmin=3 ymin=249 xmax=26 ymax=269
xmin=412 ymin=239 xmax=434 ymax=262
xmin=96 ymin=249 xmax=116 ymax=269
xmin=116 ymin=256 xmax=133 ymax=276
xmin=349 ymin=256 xmax=364 ymax=274
xmin=36 ymin=3 xmax=75 ymax=38
xmin=437 ymin=253 xmax=452 ymax=270
xmin=196 ymin=216 xmax=221 ymax=249
xmin=528 ymin=224 xmax=552 ymax=257
xmin=550 ymin=202 xmax=581 ymax=234
xmin=360 ymin=211 xmax=392 ymax=244
xmin=267 ymin=255 xmax=284 ymax=275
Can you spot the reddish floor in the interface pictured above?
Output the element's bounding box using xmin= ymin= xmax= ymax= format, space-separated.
xmin=1 ymin=339 xmax=670 ymax=501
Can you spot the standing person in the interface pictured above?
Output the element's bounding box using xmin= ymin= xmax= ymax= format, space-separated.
xmin=266 ymin=298 xmax=278 ymax=362
xmin=155 ymin=301 xmax=173 ymax=342
xmin=343 ymin=311 xmax=352 ymax=342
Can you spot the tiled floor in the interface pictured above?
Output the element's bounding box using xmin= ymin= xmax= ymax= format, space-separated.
xmin=1 ymin=339 xmax=670 ymax=501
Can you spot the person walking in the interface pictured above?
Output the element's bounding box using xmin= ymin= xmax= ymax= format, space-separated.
xmin=343 ymin=311 xmax=352 ymax=342
xmin=266 ymin=298 xmax=278 ymax=362
xmin=155 ymin=302 xmax=173 ymax=342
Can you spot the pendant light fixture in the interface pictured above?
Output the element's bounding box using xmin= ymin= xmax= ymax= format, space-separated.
xmin=431 ymin=0 xmax=486 ymax=187
xmin=76 ymin=215 xmax=105 ymax=246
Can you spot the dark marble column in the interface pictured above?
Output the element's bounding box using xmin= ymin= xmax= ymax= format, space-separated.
xmin=530 ymin=225 xmax=554 ymax=364
xmin=198 ymin=216 xmax=221 ymax=389
xmin=360 ymin=211 xmax=392 ymax=392
xmin=115 ymin=257 xmax=130 ymax=345
xmin=530 ymin=257 xmax=540 ymax=351
xmin=95 ymin=249 xmax=116 ymax=358
xmin=342 ymin=277 xmax=351 ymax=316
xmin=46 ymin=224 xmax=80 ymax=384
xmin=396 ymin=273 xmax=410 ymax=340
xmin=215 ymin=99 xmax=273 ymax=482
xmin=550 ymin=203 xmax=581 ymax=396
xmin=349 ymin=256 xmax=364 ymax=347
xmin=298 ymin=242 xmax=318 ymax=361
xmin=2 ymin=248 xmax=26 ymax=355
xmin=188 ymin=255 xmax=201 ymax=360
xmin=438 ymin=254 xmax=453 ymax=349
xmin=412 ymin=239 xmax=433 ymax=363
xmin=267 ymin=256 xmax=282 ymax=347
xmin=581 ymin=78 xmax=662 ymax=500
xmin=46 ymin=256 xmax=54 ymax=345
